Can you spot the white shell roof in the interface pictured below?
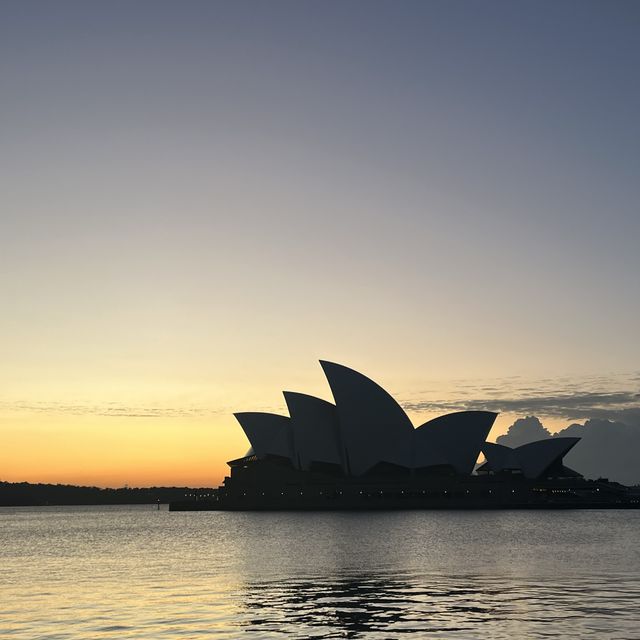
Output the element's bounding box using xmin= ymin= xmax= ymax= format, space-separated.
xmin=283 ymin=391 xmax=343 ymax=470
xmin=320 ymin=360 xmax=414 ymax=475
xmin=514 ymin=437 xmax=580 ymax=479
xmin=415 ymin=411 xmax=497 ymax=474
xmin=480 ymin=442 xmax=519 ymax=471
xmin=481 ymin=437 xmax=580 ymax=478
xmin=233 ymin=412 xmax=293 ymax=459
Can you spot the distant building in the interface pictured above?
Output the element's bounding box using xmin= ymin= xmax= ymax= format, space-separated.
xmin=232 ymin=361 xmax=572 ymax=480
xmin=172 ymin=362 xmax=638 ymax=510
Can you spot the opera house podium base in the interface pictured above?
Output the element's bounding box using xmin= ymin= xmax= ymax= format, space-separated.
xmin=170 ymin=461 xmax=640 ymax=511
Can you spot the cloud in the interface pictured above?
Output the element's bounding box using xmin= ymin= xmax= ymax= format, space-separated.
xmin=403 ymin=390 xmax=638 ymax=419
xmin=401 ymin=371 xmax=640 ymax=422
xmin=0 ymin=400 xmax=219 ymax=419
xmin=495 ymin=416 xmax=552 ymax=448
xmin=494 ymin=414 xmax=640 ymax=486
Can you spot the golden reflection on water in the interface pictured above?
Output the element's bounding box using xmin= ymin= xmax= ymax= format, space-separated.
xmin=1 ymin=506 xmax=640 ymax=638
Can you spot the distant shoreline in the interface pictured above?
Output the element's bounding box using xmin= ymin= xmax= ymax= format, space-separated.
xmin=0 ymin=481 xmax=214 ymax=507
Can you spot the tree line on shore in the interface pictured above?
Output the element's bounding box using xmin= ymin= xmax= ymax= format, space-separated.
xmin=0 ymin=481 xmax=214 ymax=506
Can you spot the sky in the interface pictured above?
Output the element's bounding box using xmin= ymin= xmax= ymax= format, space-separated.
xmin=1 ymin=1 xmax=639 ymax=487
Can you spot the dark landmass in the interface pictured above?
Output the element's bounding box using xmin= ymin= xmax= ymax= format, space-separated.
xmin=0 ymin=481 xmax=215 ymax=507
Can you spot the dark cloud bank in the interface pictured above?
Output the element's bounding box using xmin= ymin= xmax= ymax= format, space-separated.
xmin=403 ymin=390 xmax=640 ymax=421
xmin=495 ymin=414 xmax=640 ymax=486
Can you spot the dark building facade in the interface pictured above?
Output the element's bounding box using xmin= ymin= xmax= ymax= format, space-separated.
xmin=171 ymin=362 xmax=638 ymax=510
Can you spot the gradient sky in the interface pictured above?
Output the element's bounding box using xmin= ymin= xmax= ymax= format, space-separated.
xmin=2 ymin=1 xmax=639 ymax=487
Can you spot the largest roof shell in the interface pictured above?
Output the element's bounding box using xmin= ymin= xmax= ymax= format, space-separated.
xmin=320 ymin=360 xmax=414 ymax=475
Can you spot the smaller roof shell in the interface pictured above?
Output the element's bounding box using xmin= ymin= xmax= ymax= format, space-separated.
xmin=515 ymin=437 xmax=580 ymax=479
xmin=415 ymin=411 xmax=497 ymax=474
xmin=480 ymin=437 xmax=580 ymax=479
xmin=481 ymin=442 xmax=519 ymax=472
xmin=233 ymin=412 xmax=293 ymax=460
xmin=284 ymin=392 xmax=343 ymax=470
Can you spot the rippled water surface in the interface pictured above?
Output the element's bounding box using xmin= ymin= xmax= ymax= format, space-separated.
xmin=2 ymin=507 xmax=640 ymax=638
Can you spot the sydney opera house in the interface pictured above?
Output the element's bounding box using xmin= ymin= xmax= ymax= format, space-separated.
xmin=173 ymin=362 xmax=638 ymax=510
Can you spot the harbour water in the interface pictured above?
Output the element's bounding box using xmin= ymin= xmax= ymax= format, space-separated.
xmin=1 ymin=506 xmax=639 ymax=638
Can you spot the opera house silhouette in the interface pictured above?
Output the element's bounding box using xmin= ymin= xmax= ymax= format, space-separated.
xmin=172 ymin=361 xmax=639 ymax=510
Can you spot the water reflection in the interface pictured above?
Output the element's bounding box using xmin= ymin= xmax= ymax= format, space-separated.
xmin=2 ymin=508 xmax=640 ymax=639
xmin=238 ymin=572 xmax=503 ymax=637
xmin=237 ymin=570 xmax=640 ymax=638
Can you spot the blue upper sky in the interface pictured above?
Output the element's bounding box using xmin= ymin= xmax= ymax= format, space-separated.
xmin=3 ymin=0 xmax=640 ymax=373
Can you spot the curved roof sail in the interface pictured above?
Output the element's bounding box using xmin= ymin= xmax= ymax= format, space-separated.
xmin=233 ymin=412 xmax=293 ymax=460
xmin=514 ymin=437 xmax=580 ymax=479
xmin=320 ymin=360 xmax=414 ymax=475
xmin=410 ymin=428 xmax=451 ymax=469
xmin=283 ymin=392 xmax=343 ymax=470
xmin=479 ymin=437 xmax=580 ymax=478
xmin=480 ymin=442 xmax=518 ymax=471
xmin=416 ymin=411 xmax=497 ymax=474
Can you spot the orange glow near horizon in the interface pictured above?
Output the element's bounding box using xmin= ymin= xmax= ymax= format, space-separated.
xmin=1 ymin=394 xmax=570 ymax=488
xmin=1 ymin=411 xmax=244 ymax=488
